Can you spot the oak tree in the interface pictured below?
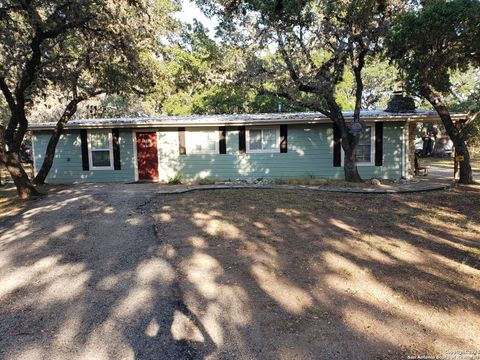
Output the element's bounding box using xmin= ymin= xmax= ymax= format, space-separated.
xmin=386 ymin=0 xmax=480 ymax=184
xmin=198 ymin=0 xmax=407 ymax=181
xmin=0 ymin=0 xmax=176 ymax=198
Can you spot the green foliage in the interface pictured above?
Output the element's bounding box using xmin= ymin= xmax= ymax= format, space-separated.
xmin=335 ymin=57 xmax=401 ymax=110
xmin=66 ymin=2 xmax=407 ymax=118
xmin=195 ymin=0 xmax=408 ymax=119
xmin=141 ymin=21 xmax=295 ymax=115
xmin=0 ymin=0 xmax=178 ymax=121
xmin=386 ymin=0 xmax=480 ymax=95
xmin=449 ymin=71 xmax=480 ymax=151
xmin=0 ymin=98 xmax=8 ymax=124
xmin=167 ymin=173 xmax=182 ymax=185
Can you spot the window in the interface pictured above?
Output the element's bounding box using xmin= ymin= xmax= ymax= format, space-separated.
xmin=186 ymin=128 xmax=219 ymax=154
xmin=356 ymin=127 xmax=373 ymax=163
xmin=88 ymin=130 xmax=113 ymax=170
xmin=341 ymin=125 xmax=375 ymax=166
xmin=247 ymin=127 xmax=279 ymax=153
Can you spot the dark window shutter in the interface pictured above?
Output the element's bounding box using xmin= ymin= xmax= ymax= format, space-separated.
xmin=80 ymin=129 xmax=89 ymax=171
xmin=219 ymin=126 xmax=226 ymax=154
xmin=238 ymin=126 xmax=246 ymax=154
xmin=280 ymin=125 xmax=288 ymax=153
xmin=112 ymin=129 xmax=121 ymax=170
xmin=178 ymin=127 xmax=186 ymax=155
xmin=333 ymin=123 xmax=341 ymax=167
xmin=375 ymin=122 xmax=384 ymax=166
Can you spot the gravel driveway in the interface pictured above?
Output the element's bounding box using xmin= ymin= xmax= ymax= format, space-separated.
xmin=0 ymin=183 xmax=214 ymax=360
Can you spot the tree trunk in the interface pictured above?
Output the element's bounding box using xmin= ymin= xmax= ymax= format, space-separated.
xmin=3 ymin=152 xmax=40 ymax=199
xmin=33 ymin=127 xmax=62 ymax=185
xmin=327 ymin=97 xmax=363 ymax=182
xmin=420 ymin=83 xmax=473 ymax=184
xmin=453 ymin=147 xmax=459 ymax=180
xmin=33 ymin=98 xmax=81 ymax=185
xmin=342 ymin=137 xmax=362 ymax=182
xmin=452 ymin=140 xmax=473 ymax=184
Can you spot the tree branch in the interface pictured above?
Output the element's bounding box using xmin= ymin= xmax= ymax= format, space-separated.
xmin=352 ymin=46 xmax=367 ymax=124
xmin=460 ymin=110 xmax=480 ymax=132
xmin=276 ymin=30 xmax=318 ymax=94
xmin=257 ymin=87 xmax=332 ymax=118
xmin=0 ymin=77 xmax=16 ymax=111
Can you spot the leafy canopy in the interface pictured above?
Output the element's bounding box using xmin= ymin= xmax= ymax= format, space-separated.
xmin=386 ymin=0 xmax=480 ymax=95
xmin=0 ymin=0 xmax=177 ymax=121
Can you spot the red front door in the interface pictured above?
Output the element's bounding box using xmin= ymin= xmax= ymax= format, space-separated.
xmin=136 ymin=132 xmax=159 ymax=181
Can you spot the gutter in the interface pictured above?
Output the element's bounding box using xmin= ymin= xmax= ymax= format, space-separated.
xmin=28 ymin=113 xmax=465 ymax=131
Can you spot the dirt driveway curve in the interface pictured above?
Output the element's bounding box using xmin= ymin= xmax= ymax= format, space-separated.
xmin=0 ymin=183 xmax=214 ymax=360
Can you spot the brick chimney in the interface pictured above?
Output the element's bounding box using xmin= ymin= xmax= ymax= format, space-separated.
xmin=386 ymin=91 xmax=416 ymax=113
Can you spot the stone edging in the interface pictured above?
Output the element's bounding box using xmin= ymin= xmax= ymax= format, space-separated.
xmin=156 ymin=182 xmax=456 ymax=195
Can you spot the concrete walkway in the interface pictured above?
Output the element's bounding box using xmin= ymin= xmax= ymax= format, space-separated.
xmin=154 ymin=165 xmax=480 ymax=195
xmin=429 ymin=165 xmax=480 ymax=180
xmin=156 ymin=182 xmax=454 ymax=195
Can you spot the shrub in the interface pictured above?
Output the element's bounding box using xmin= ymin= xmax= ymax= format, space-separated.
xmin=167 ymin=173 xmax=182 ymax=185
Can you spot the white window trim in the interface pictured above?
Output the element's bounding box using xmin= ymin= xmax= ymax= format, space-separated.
xmin=341 ymin=125 xmax=375 ymax=166
xmin=246 ymin=126 xmax=280 ymax=153
xmin=88 ymin=130 xmax=114 ymax=170
xmin=185 ymin=127 xmax=219 ymax=155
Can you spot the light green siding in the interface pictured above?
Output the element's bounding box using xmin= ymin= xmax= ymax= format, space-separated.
xmin=32 ymin=121 xmax=404 ymax=183
xmin=33 ymin=130 xmax=136 ymax=183
xmin=157 ymin=122 xmax=403 ymax=181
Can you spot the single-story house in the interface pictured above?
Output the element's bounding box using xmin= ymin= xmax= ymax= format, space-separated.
xmin=29 ymin=110 xmax=463 ymax=183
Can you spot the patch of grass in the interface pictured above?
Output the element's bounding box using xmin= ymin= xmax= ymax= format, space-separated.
xmin=397 ymin=262 xmax=416 ymax=272
xmin=167 ymin=173 xmax=182 ymax=185
xmin=266 ymin=264 xmax=279 ymax=274
xmin=166 ymin=175 xmax=221 ymax=186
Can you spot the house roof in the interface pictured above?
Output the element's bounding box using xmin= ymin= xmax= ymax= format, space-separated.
xmin=28 ymin=110 xmax=464 ymax=130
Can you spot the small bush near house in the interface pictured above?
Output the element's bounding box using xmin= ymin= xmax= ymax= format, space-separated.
xmin=167 ymin=173 xmax=182 ymax=185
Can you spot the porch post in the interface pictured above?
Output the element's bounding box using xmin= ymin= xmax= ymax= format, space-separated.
xmin=406 ymin=122 xmax=417 ymax=179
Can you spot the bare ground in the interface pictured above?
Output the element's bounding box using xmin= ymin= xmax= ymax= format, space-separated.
xmin=0 ymin=183 xmax=204 ymax=360
xmin=152 ymin=186 xmax=480 ymax=360
xmin=0 ymin=183 xmax=479 ymax=360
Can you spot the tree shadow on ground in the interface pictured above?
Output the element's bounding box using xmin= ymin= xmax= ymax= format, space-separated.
xmin=152 ymin=186 xmax=480 ymax=359
xmin=0 ymin=183 xmax=215 ymax=360
xmin=0 ymin=184 xmax=479 ymax=359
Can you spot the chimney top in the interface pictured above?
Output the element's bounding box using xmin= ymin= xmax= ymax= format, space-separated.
xmin=386 ymin=92 xmax=416 ymax=113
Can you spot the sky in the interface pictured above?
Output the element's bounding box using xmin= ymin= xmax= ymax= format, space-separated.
xmin=175 ymin=0 xmax=219 ymax=36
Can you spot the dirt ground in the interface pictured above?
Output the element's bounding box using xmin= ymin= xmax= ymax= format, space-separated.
xmin=0 ymin=187 xmax=25 ymax=217
xmin=0 ymin=183 xmax=479 ymax=360
xmin=153 ymin=186 xmax=480 ymax=360
xmin=0 ymin=183 xmax=194 ymax=360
